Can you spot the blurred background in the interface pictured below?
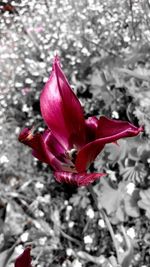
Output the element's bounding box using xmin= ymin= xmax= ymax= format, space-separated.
xmin=0 ymin=0 xmax=150 ymax=266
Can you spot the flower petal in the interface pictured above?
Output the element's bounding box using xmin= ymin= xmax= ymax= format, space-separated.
xmin=43 ymin=130 xmax=76 ymax=171
xmin=85 ymin=116 xmax=99 ymax=142
xmin=96 ymin=116 xmax=144 ymax=139
xmin=18 ymin=128 xmax=66 ymax=171
xmin=75 ymin=141 xmax=105 ymax=172
xmin=43 ymin=129 xmax=66 ymax=163
xmin=75 ymin=119 xmax=143 ymax=172
xmin=40 ymin=56 xmax=86 ymax=149
xmin=15 ymin=247 xmax=32 ymax=267
xmin=54 ymin=171 xmax=106 ymax=186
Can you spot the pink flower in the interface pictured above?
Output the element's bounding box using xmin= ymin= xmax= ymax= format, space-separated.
xmin=19 ymin=56 xmax=143 ymax=186
xmin=15 ymin=247 xmax=32 ymax=267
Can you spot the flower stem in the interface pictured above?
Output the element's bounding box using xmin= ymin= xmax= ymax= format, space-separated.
xmin=88 ymin=185 xmax=121 ymax=266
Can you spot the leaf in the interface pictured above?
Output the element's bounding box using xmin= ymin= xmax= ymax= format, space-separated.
xmin=0 ymin=245 xmax=15 ymax=267
xmin=91 ymin=69 xmax=107 ymax=88
xmin=70 ymin=188 xmax=90 ymax=208
xmin=77 ymin=251 xmax=108 ymax=264
xmin=120 ymin=226 xmax=134 ymax=267
xmin=77 ymin=251 xmax=115 ymax=266
xmin=124 ymin=189 xmax=140 ymax=218
xmin=138 ymin=188 xmax=150 ymax=218
xmin=115 ymin=67 xmax=150 ymax=82
xmin=4 ymin=200 xmax=27 ymax=235
xmin=97 ymin=178 xmax=120 ymax=215
xmin=120 ymin=166 xmax=137 ymax=181
xmin=120 ymin=162 xmax=146 ymax=183
xmin=95 ymin=178 xmax=140 ymax=223
xmin=104 ymin=139 xmax=127 ymax=165
xmin=0 ymin=200 xmax=7 ymax=232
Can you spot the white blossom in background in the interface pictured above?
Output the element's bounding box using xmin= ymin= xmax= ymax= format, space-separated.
xmin=72 ymin=259 xmax=82 ymax=267
xmin=20 ymin=232 xmax=29 ymax=242
xmin=66 ymin=248 xmax=74 ymax=256
xmin=127 ymin=227 xmax=136 ymax=239
xmin=112 ymin=110 xmax=119 ymax=119
xmin=68 ymin=221 xmax=74 ymax=228
xmin=64 ymin=200 xmax=69 ymax=205
xmin=86 ymin=207 xmax=95 ymax=219
xmin=66 ymin=205 xmax=72 ymax=221
xmin=15 ymin=126 xmax=21 ymax=135
xmin=39 ymin=237 xmax=47 ymax=245
xmin=84 ymin=235 xmax=93 ymax=244
xmin=35 ymin=182 xmax=44 ymax=189
xmin=98 ymin=219 xmax=106 ymax=228
xmin=126 ymin=183 xmax=135 ymax=195
xmin=0 ymin=155 xmax=9 ymax=164
xmin=115 ymin=233 xmax=123 ymax=243
xmin=22 ymin=104 xmax=30 ymax=112
xmin=15 ymin=245 xmax=24 ymax=258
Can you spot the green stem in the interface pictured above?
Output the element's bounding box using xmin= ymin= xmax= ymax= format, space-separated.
xmin=88 ymin=185 xmax=121 ymax=266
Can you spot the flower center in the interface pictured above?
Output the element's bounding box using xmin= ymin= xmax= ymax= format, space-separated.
xmin=66 ymin=148 xmax=77 ymax=163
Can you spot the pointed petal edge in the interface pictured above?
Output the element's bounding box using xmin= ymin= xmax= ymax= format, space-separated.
xmin=54 ymin=171 xmax=106 ymax=186
xmin=15 ymin=247 xmax=32 ymax=267
xmin=76 ymin=123 xmax=143 ymax=172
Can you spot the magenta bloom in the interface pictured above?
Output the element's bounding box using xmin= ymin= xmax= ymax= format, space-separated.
xmin=19 ymin=56 xmax=143 ymax=186
xmin=15 ymin=247 xmax=32 ymax=267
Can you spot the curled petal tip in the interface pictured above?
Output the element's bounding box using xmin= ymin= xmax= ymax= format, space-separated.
xmin=18 ymin=128 xmax=33 ymax=142
xmin=76 ymin=118 xmax=143 ymax=172
xmin=112 ymin=141 xmax=119 ymax=146
xmin=138 ymin=126 xmax=144 ymax=133
xmin=53 ymin=54 xmax=60 ymax=64
xmin=85 ymin=116 xmax=99 ymax=142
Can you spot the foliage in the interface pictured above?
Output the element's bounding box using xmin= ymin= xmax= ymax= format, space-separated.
xmin=95 ymin=178 xmax=140 ymax=224
xmin=138 ymin=188 xmax=150 ymax=219
xmin=0 ymin=0 xmax=150 ymax=266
